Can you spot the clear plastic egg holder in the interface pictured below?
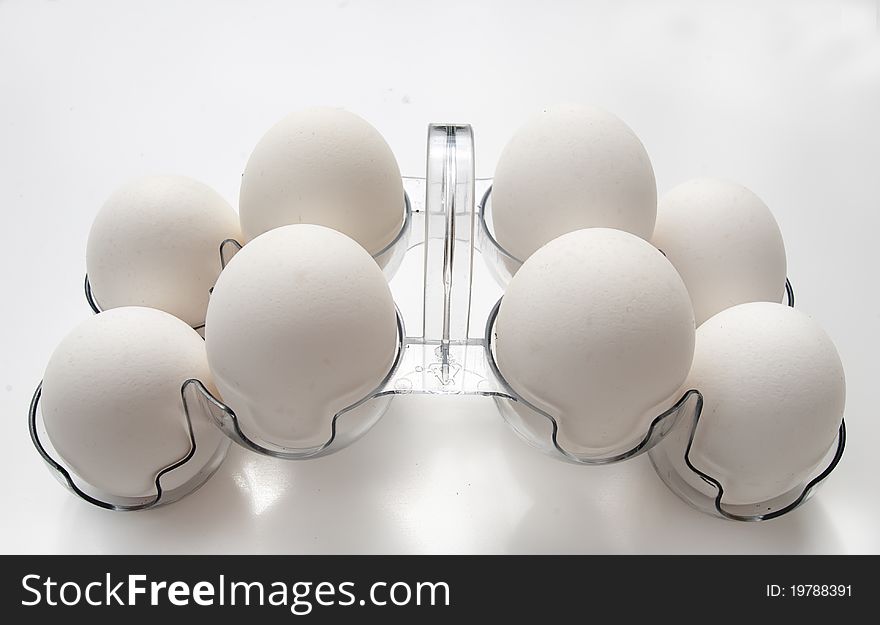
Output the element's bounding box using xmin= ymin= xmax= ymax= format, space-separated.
xmin=646 ymin=401 xmax=846 ymax=521
xmin=29 ymin=380 xmax=230 ymax=511
xmin=477 ymin=175 xmax=842 ymax=518
xmin=33 ymin=123 xmax=844 ymax=519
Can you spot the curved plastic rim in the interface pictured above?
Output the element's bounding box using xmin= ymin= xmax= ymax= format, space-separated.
xmin=678 ymin=405 xmax=846 ymax=522
xmin=84 ymin=191 xmax=413 ymax=327
xmin=28 ymin=378 xmax=227 ymax=511
xmin=374 ymin=190 xmax=413 ymax=259
xmin=217 ymin=192 xmax=413 ymax=269
xmin=484 ymin=297 xmax=695 ymax=465
xmin=477 ymin=185 xmax=522 ymax=266
xmin=476 ymin=185 xmax=797 ymax=307
xmin=203 ymin=306 xmax=408 ymax=459
xmin=85 ymin=274 xmax=207 ymax=332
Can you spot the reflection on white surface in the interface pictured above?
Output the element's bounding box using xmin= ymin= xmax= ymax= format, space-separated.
xmin=231 ymin=456 xmax=293 ymax=517
xmin=388 ymin=445 xmax=532 ymax=554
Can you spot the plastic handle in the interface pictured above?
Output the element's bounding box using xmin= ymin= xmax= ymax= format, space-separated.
xmin=422 ymin=124 xmax=476 ymax=357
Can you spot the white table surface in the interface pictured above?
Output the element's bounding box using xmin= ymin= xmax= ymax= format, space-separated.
xmin=1 ymin=0 xmax=878 ymax=554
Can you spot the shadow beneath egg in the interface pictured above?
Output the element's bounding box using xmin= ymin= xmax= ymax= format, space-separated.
xmin=499 ymin=435 xmax=845 ymax=554
xmin=49 ymin=395 xmax=846 ymax=554
xmin=54 ymin=398 xmax=431 ymax=554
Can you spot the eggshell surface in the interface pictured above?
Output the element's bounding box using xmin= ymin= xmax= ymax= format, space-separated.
xmin=673 ymin=302 xmax=845 ymax=505
xmin=41 ymin=307 xmax=217 ymax=498
xmin=204 ymin=224 xmax=399 ymax=449
xmin=652 ymin=178 xmax=787 ymax=326
xmin=86 ymin=175 xmax=241 ymax=328
xmin=491 ymin=103 xmax=657 ymax=262
xmin=239 ymin=107 xmax=405 ymax=256
xmin=494 ymin=228 xmax=696 ymax=456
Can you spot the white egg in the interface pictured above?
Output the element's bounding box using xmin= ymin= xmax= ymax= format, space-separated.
xmin=239 ymin=107 xmax=405 ymax=256
xmin=491 ymin=103 xmax=657 ymax=263
xmin=86 ymin=175 xmax=241 ymax=328
xmin=652 ymin=178 xmax=787 ymax=326
xmin=204 ymin=224 xmax=399 ymax=450
xmin=667 ymin=302 xmax=845 ymax=505
xmin=494 ymin=228 xmax=696 ymax=456
xmin=41 ymin=307 xmax=224 ymax=499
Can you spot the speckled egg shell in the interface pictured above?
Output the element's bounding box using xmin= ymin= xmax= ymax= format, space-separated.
xmin=41 ymin=307 xmax=218 ymax=498
xmin=494 ymin=228 xmax=696 ymax=456
xmin=239 ymin=107 xmax=405 ymax=256
xmin=86 ymin=175 xmax=241 ymax=328
xmin=674 ymin=302 xmax=845 ymax=505
xmin=204 ymin=224 xmax=399 ymax=449
xmin=492 ymin=103 xmax=657 ymax=262
xmin=652 ymin=178 xmax=787 ymax=326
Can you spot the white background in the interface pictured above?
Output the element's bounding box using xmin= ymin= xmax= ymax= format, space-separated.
xmin=1 ymin=0 xmax=878 ymax=554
